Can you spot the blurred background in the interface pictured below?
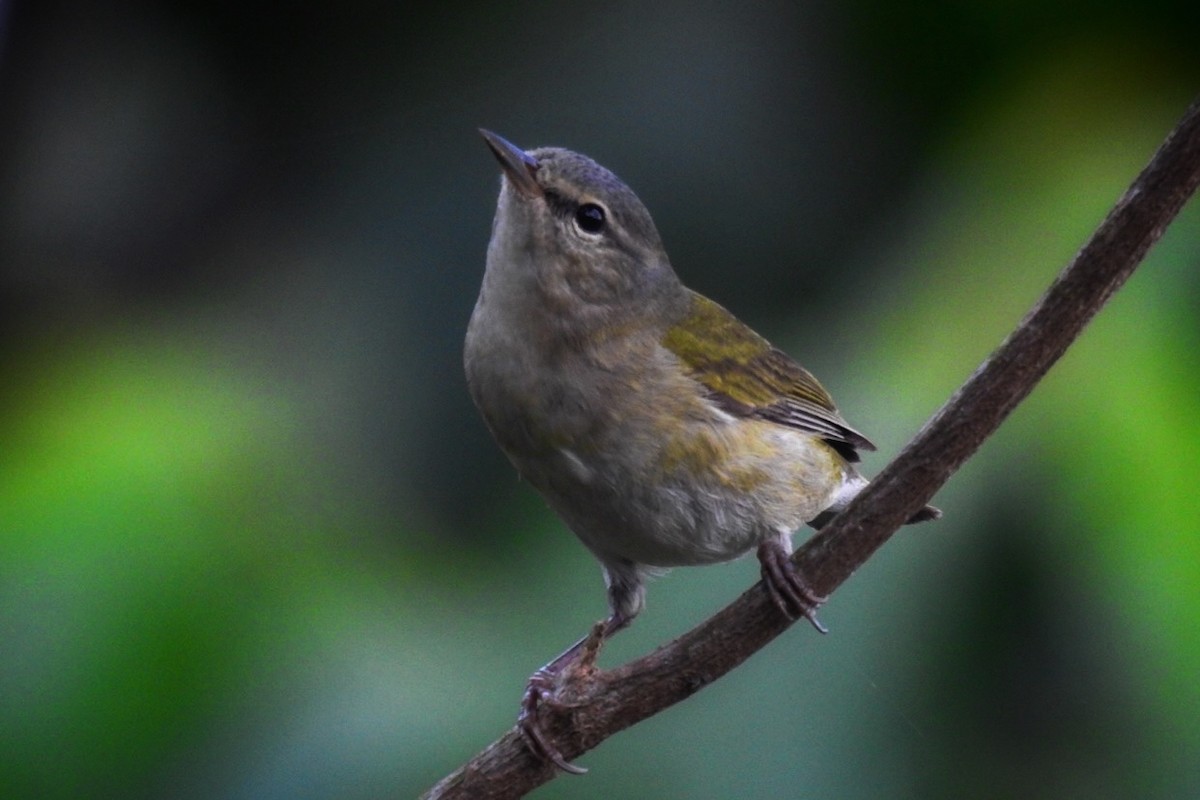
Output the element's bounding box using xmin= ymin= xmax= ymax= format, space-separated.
xmin=1 ymin=1 xmax=1198 ymax=797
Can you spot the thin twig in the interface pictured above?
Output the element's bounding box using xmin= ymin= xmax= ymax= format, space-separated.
xmin=421 ymin=95 xmax=1200 ymax=800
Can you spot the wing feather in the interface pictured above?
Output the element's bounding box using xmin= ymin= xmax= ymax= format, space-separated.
xmin=662 ymin=291 xmax=875 ymax=461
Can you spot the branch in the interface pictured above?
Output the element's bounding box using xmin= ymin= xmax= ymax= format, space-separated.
xmin=422 ymin=96 xmax=1200 ymax=800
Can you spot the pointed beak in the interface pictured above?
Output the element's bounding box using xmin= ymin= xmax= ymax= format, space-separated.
xmin=479 ymin=129 xmax=543 ymax=198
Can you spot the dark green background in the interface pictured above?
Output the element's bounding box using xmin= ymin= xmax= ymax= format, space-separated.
xmin=2 ymin=1 xmax=1198 ymax=797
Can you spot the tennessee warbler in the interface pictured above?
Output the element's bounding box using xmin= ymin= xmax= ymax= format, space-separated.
xmin=465 ymin=130 xmax=938 ymax=772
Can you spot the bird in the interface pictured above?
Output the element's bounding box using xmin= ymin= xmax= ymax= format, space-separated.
xmin=465 ymin=129 xmax=938 ymax=772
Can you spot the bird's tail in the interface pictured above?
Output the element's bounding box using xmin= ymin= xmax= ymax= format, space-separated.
xmin=807 ymin=470 xmax=941 ymax=529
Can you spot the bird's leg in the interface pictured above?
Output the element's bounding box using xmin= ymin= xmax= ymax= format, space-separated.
xmin=518 ymin=612 xmax=628 ymax=774
xmin=757 ymin=538 xmax=828 ymax=634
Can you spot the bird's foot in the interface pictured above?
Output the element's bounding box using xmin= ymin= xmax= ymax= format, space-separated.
xmin=517 ymin=621 xmax=608 ymax=775
xmin=518 ymin=669 xmax=588 ymax=774
xmin=757 ymin=539 xmax=828 ymax=634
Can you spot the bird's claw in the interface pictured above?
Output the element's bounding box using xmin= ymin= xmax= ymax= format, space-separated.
xmin=757 ymin=540 xmax=829 ymax=634
xmin=517 ymin=668 xmax=588 ymax=774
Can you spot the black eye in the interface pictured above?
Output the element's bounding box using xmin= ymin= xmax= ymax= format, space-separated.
xmin=575 ymin=203 xmax=606 ymax=234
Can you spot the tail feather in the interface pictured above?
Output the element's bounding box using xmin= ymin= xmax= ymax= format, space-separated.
xmin=807 ymin=470 xmax=941 ymax=530
xmin=906 ymin=504 xmax=942 ymax=524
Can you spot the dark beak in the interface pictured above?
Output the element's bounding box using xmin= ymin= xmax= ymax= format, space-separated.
xmin=479 ymin=129 xmax=543 ymax=198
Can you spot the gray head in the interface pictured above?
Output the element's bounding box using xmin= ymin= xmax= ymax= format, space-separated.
xmin=478 ymin=130 xmax=682 ymax=327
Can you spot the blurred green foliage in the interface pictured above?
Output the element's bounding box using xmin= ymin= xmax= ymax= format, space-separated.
xmin=1 ymin=2 xmax=1197 ymax=798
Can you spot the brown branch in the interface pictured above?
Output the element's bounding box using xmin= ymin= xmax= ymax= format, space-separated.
xmin=421 ymin=96 xmax=1200 ymax=800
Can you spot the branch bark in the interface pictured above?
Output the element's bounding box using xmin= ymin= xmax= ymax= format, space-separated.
xmin=422 ymin=96 xmax=1200 ymax=800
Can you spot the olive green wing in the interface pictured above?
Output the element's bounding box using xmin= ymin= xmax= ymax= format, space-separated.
xmin=662 ymin=291 xmax=875 ymax=461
